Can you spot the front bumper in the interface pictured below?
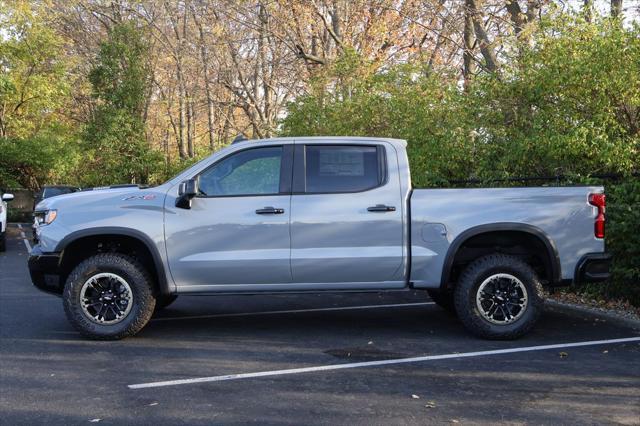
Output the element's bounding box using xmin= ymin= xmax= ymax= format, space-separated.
xmin=28 ymin=245 xmax=63 ymax=295
xmin=575 ymin=253 xmax=612 ymax=284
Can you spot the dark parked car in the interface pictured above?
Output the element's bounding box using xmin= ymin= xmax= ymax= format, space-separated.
xmin=33 ymin=185 xmax=80 ymax=211
xmin=32 ymin=186 xmax=80 ymax=242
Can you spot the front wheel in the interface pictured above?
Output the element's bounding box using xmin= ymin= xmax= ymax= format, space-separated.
xmin=454 ymin=254 xmax=543 ymax=340
xmin=63 ymin=253 xmax=156 ymax=340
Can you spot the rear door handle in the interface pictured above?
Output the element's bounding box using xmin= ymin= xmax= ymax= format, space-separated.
xmin=367 ymin=204 xmax=396 ymax=212
xmin=255 ymin=206 xmax=285 ymax=215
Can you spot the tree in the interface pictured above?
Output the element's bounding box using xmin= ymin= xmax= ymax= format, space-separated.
xmin=471 ymin=16 xmax=639 ymax=178
xmin=0 ymin=0 xmax=77 ymax=190
xmin=81 ymin=21 xmax=160 ymax=185
xmin=0 ymin=0 xmax=71 ymax=139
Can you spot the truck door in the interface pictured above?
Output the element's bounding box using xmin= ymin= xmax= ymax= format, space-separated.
xmin=289 ymin=141 xmax=405 ymax=288
xmin=164 ymin=145 xmax=293 ymax=290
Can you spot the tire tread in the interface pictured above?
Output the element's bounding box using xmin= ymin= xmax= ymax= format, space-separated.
xmin=63 ymin=253 xmax=155 ymax=340
xmin=454 ymin=254 xmax=544 ymax=340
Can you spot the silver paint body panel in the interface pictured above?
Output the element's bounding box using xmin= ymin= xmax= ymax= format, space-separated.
xmin=409 ymin=187 xmax=604 ymax=287
xmin=34 ymin=137 xmax=604 ymax=294
xmin=289 ymin=139 xmax=405 ymax=288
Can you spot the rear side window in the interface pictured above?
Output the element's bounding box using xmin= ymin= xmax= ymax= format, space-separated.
xmin=304 ymin=145 xmax=383 ymax=193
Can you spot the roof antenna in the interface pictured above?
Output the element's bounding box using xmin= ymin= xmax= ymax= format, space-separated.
xmin=231 ymin=134 xmax=248 ymax=144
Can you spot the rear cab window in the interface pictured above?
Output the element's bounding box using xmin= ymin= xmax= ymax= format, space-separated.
xmin=297 ymin=145 xmax=386 ymax=194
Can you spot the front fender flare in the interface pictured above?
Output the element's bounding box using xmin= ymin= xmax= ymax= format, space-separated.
xmin=55 ymin=227 xmax=174 ymax=295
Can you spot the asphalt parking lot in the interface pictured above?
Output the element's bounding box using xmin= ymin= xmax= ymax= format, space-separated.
xmin=1 ymin=224 xmax=639 ymax=425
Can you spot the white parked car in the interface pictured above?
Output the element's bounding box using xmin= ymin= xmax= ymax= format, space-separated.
xmin=0 ymin=191 xmax=15 ymax=251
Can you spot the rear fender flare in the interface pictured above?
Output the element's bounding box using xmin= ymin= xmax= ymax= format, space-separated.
xmin=440 ymin=222 xmax=561 ymax=290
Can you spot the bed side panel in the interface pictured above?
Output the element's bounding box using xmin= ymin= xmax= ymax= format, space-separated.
xmin=409 ymin=187 xmax=605 ymax=288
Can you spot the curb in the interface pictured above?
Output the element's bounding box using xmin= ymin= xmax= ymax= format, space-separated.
xmin=546 ymin=299 xmax=640 ymax=330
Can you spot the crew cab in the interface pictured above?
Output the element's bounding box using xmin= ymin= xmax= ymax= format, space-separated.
xmin=28 ymin=137 xmax=611 ymax=340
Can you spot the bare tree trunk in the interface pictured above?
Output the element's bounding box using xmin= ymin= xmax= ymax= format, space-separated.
xmin=164 ymin=1 xmax=189 ymax=158
xmin=466 ymin=0 xmax=499 ymax=73
xmin=329 ymin=2 xmax=342 ymax=46
xmin=176 ymin=68 xmax=187 ymax=158
xmin=182 ymin=5 xmax=195 ymax=158
xmin=187 ymin=96 xmax=195 ymax=157
xmin=525 ymin=0 xmax=540 ymax=23
xmin=163 ymin=129 xmax=169 ymax=167
xmin=583 ymin=0 xmax=593 ymax=22
xmin=221 ymin=105 xmax=233 ymax=146
xmin=192 ymin=5 xmax=216 ymax=150
xmin=154 ymin=78 xmax=181 ymax=161
xmin=611 ymin=0 xmax=623 ymax=18
xmin=463 ymin=5 xmax=475 ymax=91
xmin=258 ymin=3 xmax=272 ymax=137
xmin=170 ymin=43 xmax=186 ymax=155
xmin=505 ymin=0 xmax=525 ymax=36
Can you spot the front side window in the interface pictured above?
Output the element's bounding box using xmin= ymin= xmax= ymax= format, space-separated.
xmin=198 ymin=146 xmax=282 ymax=196
xmin=305 ymin=145 xmax=382 ymax=193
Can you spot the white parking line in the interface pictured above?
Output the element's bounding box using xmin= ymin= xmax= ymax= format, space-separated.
xmin=128 ymin=336 xmax=640 ymax=389
xmin=16 ymin=224 xmax=31 ymax=253
xmin=152 ymin=302 xmax=435 ymax=322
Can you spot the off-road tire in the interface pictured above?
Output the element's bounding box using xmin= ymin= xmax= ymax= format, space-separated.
xmin=154 ymin=294 xmax=178 ymax=312
xmin=63 ymin=253 xmax=156 ymax=340
xmin=454 ymin=254 xmax=544 ymax=340
xmin=427 ymin=289 xmax=456 ymax=315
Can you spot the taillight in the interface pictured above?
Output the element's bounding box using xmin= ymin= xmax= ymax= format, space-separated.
xmin=588 ymin=193 xmax=606 ymax=239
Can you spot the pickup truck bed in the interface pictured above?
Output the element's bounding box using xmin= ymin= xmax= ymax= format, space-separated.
xmin=410 ymin=186 xmax=606 ymax=289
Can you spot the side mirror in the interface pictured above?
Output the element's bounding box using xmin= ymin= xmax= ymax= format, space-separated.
xmin=175 ymin=179 xmax=197 ymax=209
xmin=2 ymin=193 xmax=14 ymax=202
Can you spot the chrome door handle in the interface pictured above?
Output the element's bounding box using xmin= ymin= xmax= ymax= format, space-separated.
xmin=255 ymin=207 xmax=285 ymax=215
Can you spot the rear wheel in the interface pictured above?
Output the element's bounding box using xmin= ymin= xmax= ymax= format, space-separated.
xmin=427 ymin=289 xmax=456 ymax=315
xmin=454 ymin=254 xmax=543 ymax=340
xmin=63 ymin=253 xmax=156 ymax=340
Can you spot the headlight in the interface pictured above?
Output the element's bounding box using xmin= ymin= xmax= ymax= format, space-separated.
xmin=34 ymin=209 xmax=58 ymax=226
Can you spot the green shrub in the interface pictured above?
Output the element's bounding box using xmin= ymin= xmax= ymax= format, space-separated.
xmin=582 ymin=180 xmax=640 ymax=305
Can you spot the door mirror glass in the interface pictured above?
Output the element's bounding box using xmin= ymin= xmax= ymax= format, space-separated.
xmin=178 ymin=179 xmax=198 ymax=197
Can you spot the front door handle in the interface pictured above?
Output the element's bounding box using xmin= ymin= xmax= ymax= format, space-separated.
xmin=255 ymin=206 xmax=285 ymax=215
xmin=367 ymin=204 xmax=396 ymax=212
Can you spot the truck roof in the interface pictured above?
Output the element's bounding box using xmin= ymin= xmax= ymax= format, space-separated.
xmin=242 ymin=136 xmax=407 ymax=147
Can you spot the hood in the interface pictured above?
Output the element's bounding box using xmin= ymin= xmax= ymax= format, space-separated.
xmin=34 ymin=186 xmax=155 ymax=212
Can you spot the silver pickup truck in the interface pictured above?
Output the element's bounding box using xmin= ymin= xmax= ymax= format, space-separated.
xmin=28 ymin=137 xmax=611 ymax=340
